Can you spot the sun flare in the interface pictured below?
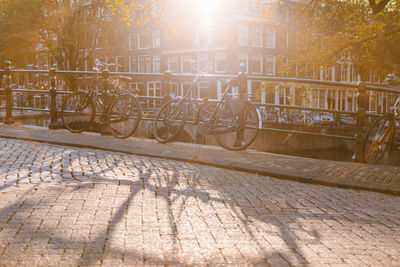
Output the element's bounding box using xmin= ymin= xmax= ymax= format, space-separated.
xmin=193 ymin=0 xmax=219 ymax=31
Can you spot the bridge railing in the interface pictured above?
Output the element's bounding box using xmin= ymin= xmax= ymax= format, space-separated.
xmin=1 ymin=61 xmax=399 ymax=162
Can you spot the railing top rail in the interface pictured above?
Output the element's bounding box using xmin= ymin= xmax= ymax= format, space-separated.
xmin=2 ymin=68 xmax=400 ymax=93
xmin=245 ymin=75 xmax=359 ymax=88
xmin=365 ymin=84 xmax=400 ymax=94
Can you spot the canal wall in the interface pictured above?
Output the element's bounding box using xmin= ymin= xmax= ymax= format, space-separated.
xmin=133 ymin=120 xmax=354 ymax=153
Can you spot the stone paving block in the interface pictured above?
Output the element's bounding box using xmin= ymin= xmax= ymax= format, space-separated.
xmin=0 ymin=138 xmax=399 ymax=266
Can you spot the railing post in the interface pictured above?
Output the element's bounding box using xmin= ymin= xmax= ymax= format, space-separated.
xmin=234 ymin=64 xmax=248 ymax=147
xmin=238 ymin=64 xmax=247 ymax=96
xmin=352 ymin=82 xmax=367 ymax=162
xmin=48 ymin=67 xmax=59 ymax=129
xmin=100 ymin=68 xmax=111 ymax=135
xmin=4 ymin=61 xmax=13 ymax=125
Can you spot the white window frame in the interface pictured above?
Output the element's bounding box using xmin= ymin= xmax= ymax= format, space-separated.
xmin=129 ymin=82 xmax=143 ymax=93
xmin=198 ymin=81 xmax=209 ymax=98
xmin=182 ymin=82 xmax=193 ymax=98
xmin=153 ymin=55 xmax=160 ymax=73
xmin=198 ymin=55 xmax=209 ymax=72
xmin=239 ymin=53 xmax=248 ymax=72
xmin=138 ymin=55 xmax=151 ymax=73
xmin=238 ymin=25 xmax=249 ymax=46
xmin=251 ymin=26 xmax=263 ymax=48
xmin=265 ymin=29 xmax=275 ymax=48
xmin=138 ymin=32 xmax=151 ymax=49
xmin=251 ymin=55 xmax=262 ymax=74
xmin=264 ymin=55 xmax=275 ymax=75
xmin=129 ymin=56 xmax=137 ymax=72
xmin=168 ymin=56 xmax=178 ymax=73
xmin=129 ymin=33 xmax=136 ymax=50
xmin=147 ymin=81 xmax=161 ymax=97
xmin=215 ymin=53 xmax=227 ymax=73
xmin=182 ymin=56 xmax=192 ymax=74
xmin=153 ymin=31 xmax=160 ymax=48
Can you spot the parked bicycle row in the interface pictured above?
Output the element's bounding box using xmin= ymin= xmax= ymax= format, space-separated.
xmin=1 ymin=61 xmax=400 ymax=162
xmin=61 ymin=60 xmax=260 ymax=151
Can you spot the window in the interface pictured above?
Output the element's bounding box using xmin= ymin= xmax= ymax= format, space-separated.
xmin=106 ymin=56 xmax=124 ymax=72
xmin=168 ymin=82 xmax=179 ymax=97
xmin=139 ymin=55 xmax=151 ymax=73
xmin=148 ymin=82 xmax=161 ymax=108
xmin=129 ymin=33 xmax=137 ymax=50
xmin=265 ymin=30 xmax=275 ymax=48
xmin=153 ymin=55 xmax=160 ymax=73
xmin=280 ymin=30 xmax=288 ymax=48
xmin=148 ymin=82 xmax=161 ymax=97
xmin=199 ymin=55 xmax=209 ymax=72
xmin=251 ymin=26 xmax=263 ymax=47
xmin=322 ymin=66 xmax=333 ymax=81
xmin=182 ymin=56 xmax=192 ymax=73
xmin=129 ymin=56 xmax=137 ymax=72
xmin=153 ymin=31 xmax=160 ymax=48
xmin=168 ymin=57 xmax=178 ymax=73
xmin=251 ymin=55 xmax=262 ymax=74
xmin=129 ymin=82 xmax=144 ymax=95
xmin=117 ymin=56 xmax=125 ymax=71
xmin=238 ymin=25 xmax=249 ymax=46
xmin=182 ymin=82 xmax=193 ymax=98
xmin=239 ymin=53 xmax=248 ymax=72
xmin=264 ymin=55 xmax=275 ymax=75
xmin=199 ymin=82 xmax=209 ymax=98
xmin=138 ymin=32 xmax=151 ymax=49
xmin=215 ymin=54 xmax=227 ymax=73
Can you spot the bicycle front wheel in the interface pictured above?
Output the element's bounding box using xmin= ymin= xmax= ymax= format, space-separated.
xmin=107 ymin=94 xmax=142 ymax=139
xmin=153 ymin=98 xmax=186 ymax=143
xmin=363 ymin=115 xmax=395 ymax=164
xmin=214 ymin=101 xmax=260 ymax=151
xmin=61 ymin=92 xmax=95 ymax=133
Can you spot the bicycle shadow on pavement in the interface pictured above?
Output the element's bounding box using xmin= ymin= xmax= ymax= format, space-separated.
xmin=0 ymin=144 xmax=398 ymax=265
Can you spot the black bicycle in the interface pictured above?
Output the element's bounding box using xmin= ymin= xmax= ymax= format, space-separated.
xmin=363 ymin=74 xmax=400 ymax=163
xmin=61 ymin=59 xmax=142 ymax=139
xmin=153 ymin=70 xmax=261 ymax=150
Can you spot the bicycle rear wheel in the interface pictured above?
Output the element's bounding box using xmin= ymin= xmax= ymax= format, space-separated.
xmin=214 ymin=101 xmax=260 ymax=151
xmin=61 ymin=92 xmax=95 ymax=133
xmin=107 ymin=94 xmax=142 ymax=139
xmin=153 ymin=98 xmax=186 ymax=143
xmin=363 ymin=115 xmax=395 ymax=163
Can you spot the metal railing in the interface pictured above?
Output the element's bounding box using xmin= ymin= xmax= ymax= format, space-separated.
xmin=1 ymin=60 xmax=400 ymax=163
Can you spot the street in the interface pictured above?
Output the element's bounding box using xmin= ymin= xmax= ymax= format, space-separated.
xmin=0 ymin=138 xmax=399 ymax=266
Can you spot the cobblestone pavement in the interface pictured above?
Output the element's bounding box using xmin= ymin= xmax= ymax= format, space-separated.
xmin=1 ymin=125 xmax=399 ymax=194
xmin=0 ymin=138 xmax=399 ymax=266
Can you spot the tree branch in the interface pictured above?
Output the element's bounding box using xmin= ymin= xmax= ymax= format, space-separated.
xmin=368 ymin=0 xmax=390 ymax=14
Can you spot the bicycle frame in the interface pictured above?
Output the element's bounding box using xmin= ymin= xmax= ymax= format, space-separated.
xmin=172 ymin=74 xmax=252 ymax=133
xmin=82 ymin=64 xmax=122 ymax=117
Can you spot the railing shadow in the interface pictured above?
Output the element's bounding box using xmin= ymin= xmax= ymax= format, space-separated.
xmin=0 ymin=140 xmax=398 ymax=264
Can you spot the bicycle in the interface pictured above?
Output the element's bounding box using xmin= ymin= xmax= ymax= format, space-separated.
xmin=61 ymin=59 xmax=142 ymax=139
xmin=153 ymin=68 xmax=261 ymax=151
xmin=362 ymin=74 xmax=400 ymax=163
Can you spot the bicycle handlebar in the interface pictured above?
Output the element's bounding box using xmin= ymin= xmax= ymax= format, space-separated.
xmin=386 ymin=74 xmax=400 ymax=85
xmin=94 ymin=59 xmax=122 ymax=70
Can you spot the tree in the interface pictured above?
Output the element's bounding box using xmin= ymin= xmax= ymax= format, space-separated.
xmin=0 ymin=0 xmax=43 ymax=67
xmin=275 ymin=0 xmax=400 ymax=80
xmin=0 ymin=0 xmax=117 ymax=89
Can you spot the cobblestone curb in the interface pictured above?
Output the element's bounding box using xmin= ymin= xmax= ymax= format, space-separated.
xmin=0 ymin=125 xmax=399 ymax=195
